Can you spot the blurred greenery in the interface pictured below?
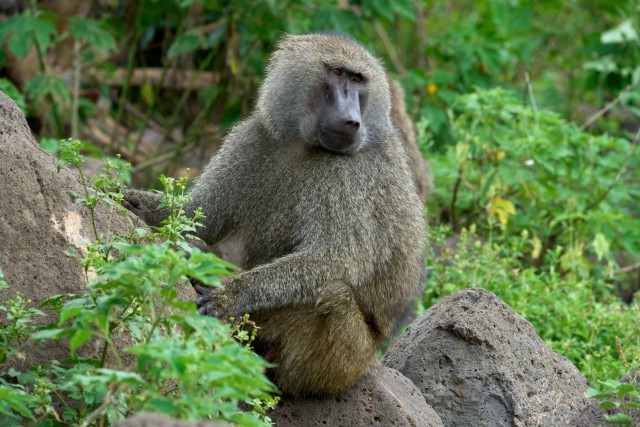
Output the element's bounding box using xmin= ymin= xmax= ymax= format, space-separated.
xmin=0 ymin=0 xmax=639 ymax=425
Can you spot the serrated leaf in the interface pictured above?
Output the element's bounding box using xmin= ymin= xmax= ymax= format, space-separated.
xmin=69 ymin=17 xmax=116 ymax=52
xmin=24 ymin=74 xmax=72 ymax=105
xmin=7 ymin=30 xmax=33 ymax=58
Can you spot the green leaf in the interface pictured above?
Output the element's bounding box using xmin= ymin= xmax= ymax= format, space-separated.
xmin=60 ymin=306 xmax=85 ymax=324
xmin=592 ymin=233 xmax=610 ymax=261
xmin=167 ymin=30 xmax=207 ymax=58
xmin=0 ymin=78 xmax=26 ymax=112
xmin=598 ymin=401 xmax=620 ymax=409
xmin=369 ymin=0 xmax=394 ymax=21
xmin=70 ymin=329 xmax=94 ymax=353
xmin=0 ymin=385 xmax=36 ymax=420
xmin=586 ymin=387 xmax=612 ymax=399
xmin=69 ymin=17 xmax=117 ymax=52
xmin=2 ymin=11 xmax=57 ymax=57
xmin=0 ymin=267 xmax=7 ymax=290
xmin=24 ymin=74 xmax=71 ymax=105
xmin=39 ymin=137 xmax=61 ymax=154
xmin=603 ymin=413 xmax=632 ymax=425
xmin=601 ymin=20 xmax=639 ymax=44
xmin=145 ymin=397 xmax=182 ymax=415
xmin=140 ymin=79 xmax=155 ymax=106
xmin=31 ymin=328 xmax=68 ymax=340
xmin=392 ymin=2 xmax=415 ymax=21
xmin=614 ymin=383 xmax=637 ymax=395
xmin=601 ymin=380 xmax=623 ymax=389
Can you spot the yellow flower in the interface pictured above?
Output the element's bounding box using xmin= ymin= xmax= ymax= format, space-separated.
xmin=427 ymin=83 xmax=438 ymax=96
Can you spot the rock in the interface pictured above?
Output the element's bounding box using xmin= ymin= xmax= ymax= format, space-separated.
xmin=0 ymin=90 xmax=196 ymax=367
xmin=115 ymin=413 xmax=229 ymax=427
xmin=570 ymin=367 xmax=639 ymax=426
xmin=268 ymin=364 xmax=443 ymax=427
xmin=383 ymin=288 xmax=588 ymax=426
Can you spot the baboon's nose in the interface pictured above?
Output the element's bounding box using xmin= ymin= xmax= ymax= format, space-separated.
xmin=345 ymin=119 xmax=360 ymax=129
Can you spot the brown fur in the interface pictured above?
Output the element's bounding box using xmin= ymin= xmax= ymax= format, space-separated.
xmin=124 ymin=33 xmax=426 ymax=396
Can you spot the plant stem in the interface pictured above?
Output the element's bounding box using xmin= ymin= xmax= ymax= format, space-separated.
xmin=451 ymin=166 xmax=463 ymax=232
xmin=77 ymin=167 xmax=100 ymax=243
xmin=585 ymin=128 xmax=639 ymax=212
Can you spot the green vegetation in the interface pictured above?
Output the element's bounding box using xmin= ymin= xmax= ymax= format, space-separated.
xmin=0 ymin=141 xmax=276 ymax=426
xmin=0 ymin=0 xmax=639 ymax=425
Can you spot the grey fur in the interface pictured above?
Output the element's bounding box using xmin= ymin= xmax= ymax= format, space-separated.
xmin=124 ymin=33 xmax=426 ymax=396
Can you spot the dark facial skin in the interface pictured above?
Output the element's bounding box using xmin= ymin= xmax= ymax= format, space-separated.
xmin=315 ymin=66 xmax=368 ymax=154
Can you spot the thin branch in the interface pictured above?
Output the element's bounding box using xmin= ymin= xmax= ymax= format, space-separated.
xmin=615 ymin=261 xmax=640 ymax=276
xmin=524 ymin=72 xmax=538 ymax=121
xmin=132 ymin=144 xmax=197 ymax=172
xmin=373 ymin=21 xmax=407 ymax=77
xmin=88 ymin=67 xmax=221 ymax=90
xmin=414 ymin=2 xmax=428 ymax=70
xmin=71 ymin=40 xmax=81 ymax=139
xmin=580 ymin=83 xmax=637 ymax=131
xmin=450 ymin=166 xmax=463 ymax=232
xmin=80 ymin=390 xmax=118 ymax=427
xmin=585 ymin=126 xmax=640 ymax=212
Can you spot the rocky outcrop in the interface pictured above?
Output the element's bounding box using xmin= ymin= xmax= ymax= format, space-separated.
xmin=115 ymin=413 xmax=230 ymax=427
xmin=0 ymin=90 xmax=195 ymax=368
xmin=383 ymin=288 xmax=589 ymax=426
xmin=269 ymin=364 xmax=443 ymax=427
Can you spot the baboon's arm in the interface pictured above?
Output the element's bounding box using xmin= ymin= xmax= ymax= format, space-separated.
xmin=196 ymin=251 xmax=361 ymax=318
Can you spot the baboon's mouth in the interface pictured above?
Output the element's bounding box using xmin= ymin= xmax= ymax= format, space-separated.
xmin=317 ymin=128 xmax=363 ymax=154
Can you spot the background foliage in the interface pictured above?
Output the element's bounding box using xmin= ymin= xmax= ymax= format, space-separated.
xmin=0 ymin=0 xmax=639 ymax=425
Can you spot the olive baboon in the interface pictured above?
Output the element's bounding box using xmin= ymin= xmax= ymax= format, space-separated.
xmin=124 ymin=33 xmax=426 ymax=396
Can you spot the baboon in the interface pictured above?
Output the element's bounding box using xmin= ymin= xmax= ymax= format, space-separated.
xmin=124 ymin=33 xmax=426 ymax=396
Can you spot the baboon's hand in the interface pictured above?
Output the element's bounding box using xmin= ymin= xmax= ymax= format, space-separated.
xmin=122 ymin=189 xmax=168 ymax=227
xmin=190 ymin=277 xmax=212 ymax=296
xmin=195 ymin=287 xmax=234 ymax=319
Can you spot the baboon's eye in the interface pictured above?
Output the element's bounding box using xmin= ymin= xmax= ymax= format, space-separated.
xmin=351 ymin=74 xmax=364 ymax=83
xmin=333 ymin=68 xmax=344 ymax=76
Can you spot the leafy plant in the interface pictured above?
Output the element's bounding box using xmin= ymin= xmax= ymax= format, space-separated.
xmin=0 ymin=78 xmax=26 ymax=112
xmin=587 ymin=375 xmax=640 ymax=426
xmin=428 ymin=88 xmax=640 ymax=278
xmin=424 ymin=225 xmax=640 ymax=383
xmin=0 ymin=140 xmax=276 ymax=426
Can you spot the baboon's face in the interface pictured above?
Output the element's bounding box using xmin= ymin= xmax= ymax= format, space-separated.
xmin=311 ymin=65 xmax=368 ymax=154
xmin=258 ymin=34 xmax=390 ymax=153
